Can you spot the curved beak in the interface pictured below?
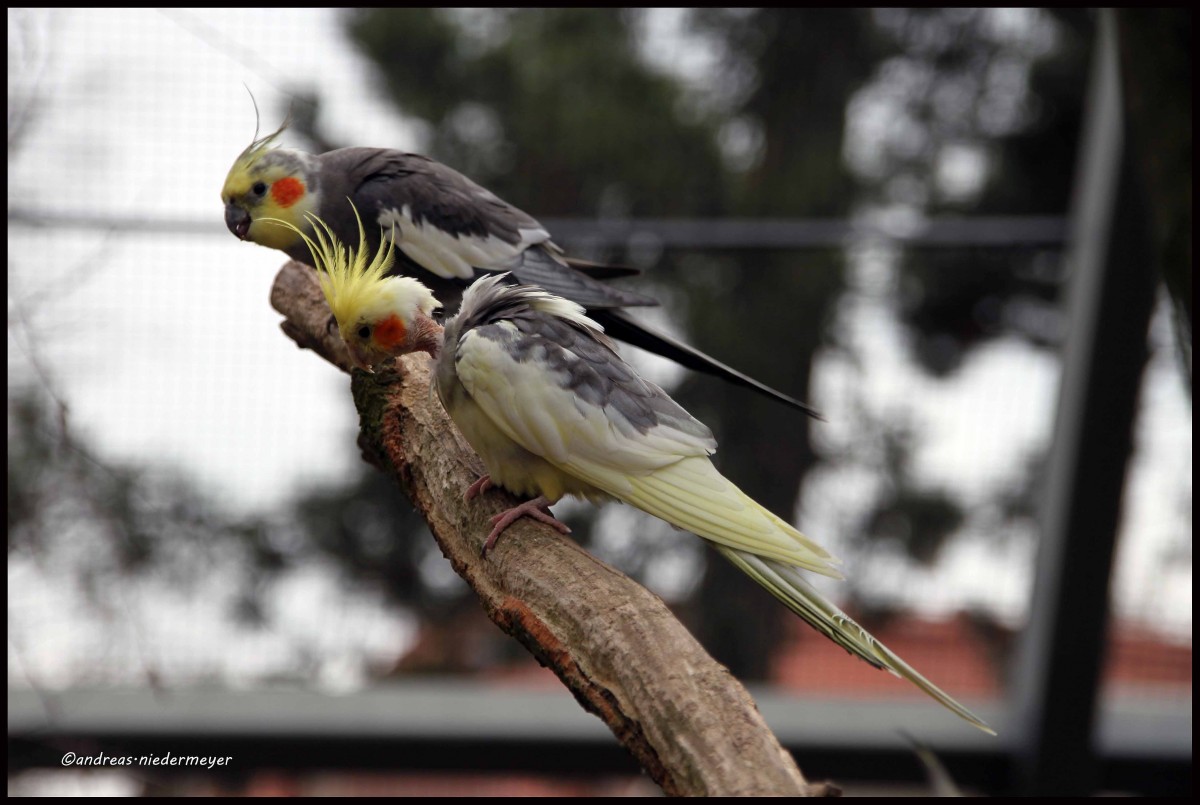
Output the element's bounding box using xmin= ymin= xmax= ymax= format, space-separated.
xmin=225 ymin=203 xmax=252 ymax=240
xmin=346 ymin=343 xmax=376 ymax=374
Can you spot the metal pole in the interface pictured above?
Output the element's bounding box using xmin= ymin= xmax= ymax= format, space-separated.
xmin=1009 ymin=9 xmax=1161 ymax=796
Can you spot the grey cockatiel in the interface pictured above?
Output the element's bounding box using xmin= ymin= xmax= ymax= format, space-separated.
xmin=284 ymin=212 xmax=995 ymax=735
xmin=221 ymin=121 xmax=821 ymax=417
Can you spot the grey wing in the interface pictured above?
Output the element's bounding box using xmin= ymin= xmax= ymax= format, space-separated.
xmin=330 ymin=148 xmax=656 ymax=307
xmin=507 ymin=246 xmax=656 ymax=310
xmin=332 ymin=147 xmax=542 ymax=247
xmin=503 ymin=310 xmax=717 ymax=453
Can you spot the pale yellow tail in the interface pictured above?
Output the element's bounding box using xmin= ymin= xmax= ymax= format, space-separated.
xmin=604 ymin=454 xmax=995 ymax=734
xmin=717 ymin=546 xmax=995 ymax=734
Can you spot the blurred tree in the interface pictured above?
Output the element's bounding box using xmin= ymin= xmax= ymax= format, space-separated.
xmin=11 ymin=8 xmax=1126 ymax=691
xmin=289 ymin=466 xmax=511 ymax=646
xmin=7 ymin=390 xmax=269 ymax=582
xmin=857 ymin=9 xmax=1092 ymax=376
xmin=330 ymin=8 xmax=1114 ymax=680
xmin=339 ymin=8 xmax=1185 ymax=687
xmin=347 ymin=8 xmax=725 ymax=216
xmin=675 ymin=9 xmax=885 ymax=676
xmin=7 ymin=387 xmax=286 ymax=679
xmin=6 ymin=384 xmax=477 ymax=682
xmin=834 ymin=9 xmax=1094 ymax=567
xmin=341 ymin=8 xmax=880 ymax=678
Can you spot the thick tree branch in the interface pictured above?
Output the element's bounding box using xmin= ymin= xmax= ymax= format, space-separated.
xmin=270 ymin=260 xmax=833 ymax=797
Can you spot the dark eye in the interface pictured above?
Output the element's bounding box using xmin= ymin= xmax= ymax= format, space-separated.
xmin=357 ymin=325 xmax=371 ymax=340
xmin=252 ymin=181 xmax=267 ymax=196
xmin=432 ymin=309 xmax=446 ymax=323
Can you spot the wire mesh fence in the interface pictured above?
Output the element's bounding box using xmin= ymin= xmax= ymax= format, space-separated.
xmin=7 ymin=7 xmax=1190 ymax=796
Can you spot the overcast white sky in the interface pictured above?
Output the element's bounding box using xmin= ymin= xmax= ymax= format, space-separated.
xmin=7 ymin=9 xmax=1191 ymax=694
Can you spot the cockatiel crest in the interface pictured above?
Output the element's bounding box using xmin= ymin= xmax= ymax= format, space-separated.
xmin=221 ymin=119 xmax=321 ymax=252
xmin=270 ymin=205 xmax=442 ymax=369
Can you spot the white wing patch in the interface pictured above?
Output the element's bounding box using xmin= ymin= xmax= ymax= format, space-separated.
xmin=377 ymin=207 xmax=552 ymax=280
xmin=515 ymin=226 xmax=552 ymax=251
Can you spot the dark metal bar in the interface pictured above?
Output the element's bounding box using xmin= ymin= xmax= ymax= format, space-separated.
xmin=7 ymin=209 xmax=1067 ymax=249
xmin=540 ymin=216 xmax=1069 ymax=249
xmin=1008 ymin=10 xmax=1163 ymax=796
xmin=7 ymin=687 xmax=1188 ymax=794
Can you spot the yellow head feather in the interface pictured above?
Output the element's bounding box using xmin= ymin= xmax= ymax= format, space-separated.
xmin=264 ymin=203 xmax=438 ymax=333
xmin=227 ymin=116 xmax=290 ymax=183
xmin=267 ymin=203 xmax=394 ymax=324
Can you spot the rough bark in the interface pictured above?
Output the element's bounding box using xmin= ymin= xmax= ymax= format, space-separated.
xmin=270 ymin=260 xmax=834 ymax=797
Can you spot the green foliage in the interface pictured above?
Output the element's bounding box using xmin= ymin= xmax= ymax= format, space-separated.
xmin=291 ymin=469 xmax=476 ymax=620
xmin=862 ymin=10 xmax=1093 ymax=374
xmin=347 ymin=9 xmax=725 ymax=216
xmin=7 ymin=388 xmax=283 ymax=617
xmin=866 ymin=489 xmax=965 ymax=567
xmin=6 ymin=385 xmax=473 ymax=662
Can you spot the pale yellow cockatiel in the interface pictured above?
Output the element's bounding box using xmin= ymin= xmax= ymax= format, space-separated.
xmin=280 ymin=211 xmax=995 ymax=735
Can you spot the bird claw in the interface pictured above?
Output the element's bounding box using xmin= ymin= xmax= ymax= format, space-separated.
xmin=464 ymin=475 xmax=494 ymax=502
xmin=480 ymin=497 xmax=570 ymax=557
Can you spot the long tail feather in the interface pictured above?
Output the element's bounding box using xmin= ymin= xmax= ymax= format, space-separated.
xmin=716 ymin=546 xmax=996 ymax=735
xmin=610 ymin=455 xmax=993 ymax=732
xmin=562 ymin=256 xmax=642 ymax=279
xmin=590 ymin=309 xmax=825 ymax=420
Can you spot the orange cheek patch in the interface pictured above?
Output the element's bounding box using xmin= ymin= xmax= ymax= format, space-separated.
xmin=373 ymin=315 xmax=408 ymax=351
xmin=270 ymin=177 xmax=305 ymax=208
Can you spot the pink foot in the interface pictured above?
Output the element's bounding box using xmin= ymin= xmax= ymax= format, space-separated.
xmin=482 ymin=496 xmax=571 ymax=557
xmin=464 ymin=475 xmax=495 ymax=502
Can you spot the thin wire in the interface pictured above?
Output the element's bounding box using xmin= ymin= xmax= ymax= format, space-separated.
xmin=155 ymin=8 xmax=293 ymax=95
